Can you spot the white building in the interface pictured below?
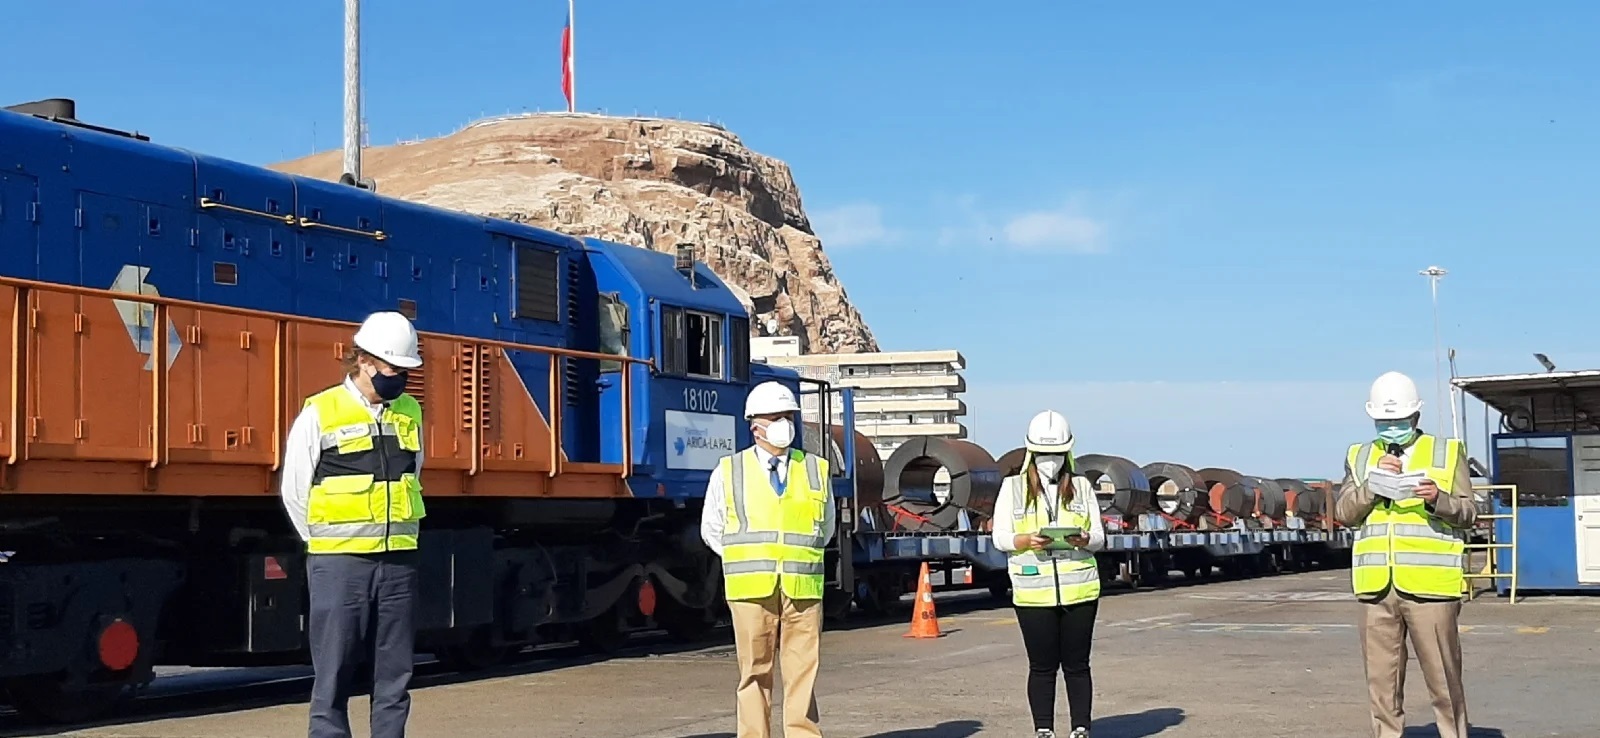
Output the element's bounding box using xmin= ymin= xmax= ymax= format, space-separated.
xmin=751 ymin=340 xmax=967 ymax=459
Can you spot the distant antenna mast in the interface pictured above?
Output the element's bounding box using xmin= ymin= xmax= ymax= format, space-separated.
xmin=1419 ymin=265 xmax=1448 ymax=430
xmin=1447 ymin=347 xmax=1462 ymax=442
xmin=342 ymin=0 xmax=362 ymax=185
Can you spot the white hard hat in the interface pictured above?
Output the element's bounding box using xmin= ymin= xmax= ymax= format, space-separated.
xmin=1365 ymin=371 xmax=1421 ymax=420
xmin=1026 ymin=410 xmax=1074 ymax=453
xmin=744 ymin=381 xmax=800 ymax=419
xmin=353 ymin=311 xmax=423 ymax=369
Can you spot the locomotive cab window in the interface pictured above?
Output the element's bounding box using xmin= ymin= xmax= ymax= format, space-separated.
xmin=597 ymin=292 xmax=630 ymax=373
xmin=660 ymin=305 xmax=724 ymax=380
xmin=729 ymin=316 xmax=750 ymax=383
xmin=512 ymin=243 xmax=561 ymax=323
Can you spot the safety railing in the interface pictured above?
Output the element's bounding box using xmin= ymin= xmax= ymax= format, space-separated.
xmin=0 ymin=274 xmax=652 ymax=489
xmin=1463 ymin=483 xmax=1518 ymax=603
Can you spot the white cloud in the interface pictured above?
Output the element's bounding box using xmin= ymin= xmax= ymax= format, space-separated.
xmin=1003 ymin=204 xmax=1108 ymax=253
xmin=934 ymin=192 xmax=1114 ymax=254
xmin=811 ymin=203 xmax=896 ymax=248
xmin=963 ymin=379 xmax=1379 ymax=480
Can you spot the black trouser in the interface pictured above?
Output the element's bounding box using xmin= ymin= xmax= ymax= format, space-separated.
xmin=307 ymin=550 xmax=420 ymax=738
xmin=1015 ymin=599 xmax=1098 ymax=731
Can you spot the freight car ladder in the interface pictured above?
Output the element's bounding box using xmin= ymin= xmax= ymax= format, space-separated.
xmin=1463 ymin=483 xmax=1520 ymax=603
xmin=795 ymin=379 xmax=857 ymax=617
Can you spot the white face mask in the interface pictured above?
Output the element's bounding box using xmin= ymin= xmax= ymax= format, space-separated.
xmin=758 ymin=418 xmax=795 ymax=448
xmin=1034 ymin=454 xmax=1066 ymax=482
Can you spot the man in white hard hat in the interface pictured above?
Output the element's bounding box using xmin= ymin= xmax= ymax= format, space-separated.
xmin=992 ymin=410 xmax=1105 ymax=738
xmin=280 ymin=311 xmax=426 ymax=738
xmin=700 ymin=380 xmax=834 ymax=738
xmin=1334 ymin=370 xmax=1477 ymax=738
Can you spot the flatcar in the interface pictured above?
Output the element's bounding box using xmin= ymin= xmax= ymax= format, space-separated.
xmin=0 ymin=99 xmax=857 ymax=723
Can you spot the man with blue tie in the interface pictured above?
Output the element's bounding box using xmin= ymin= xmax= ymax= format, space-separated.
xmin=700 ymin=381 xmax=836 ymax=738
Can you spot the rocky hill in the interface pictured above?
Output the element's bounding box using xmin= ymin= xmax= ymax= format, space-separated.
xmin=270 ymin=113 xmax=877 ymax=354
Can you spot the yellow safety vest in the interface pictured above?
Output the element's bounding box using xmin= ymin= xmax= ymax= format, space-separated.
xmin=304 ymin=385 xmax=426 ymax=555
xmin=1006 ymin=475 xmax=1101 ymax=607
xmin=717 ymin=447 xmax=831 ymax=601
xmin=1346 ymin=434 xmax=1466 ymax=599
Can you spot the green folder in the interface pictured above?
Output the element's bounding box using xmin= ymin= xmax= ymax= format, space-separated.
xmin=1040 ymin=526 xmax=1083 ymax=550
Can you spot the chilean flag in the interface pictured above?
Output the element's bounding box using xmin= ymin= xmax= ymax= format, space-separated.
xmin=559 ymin=4 xmax=575 ymax=112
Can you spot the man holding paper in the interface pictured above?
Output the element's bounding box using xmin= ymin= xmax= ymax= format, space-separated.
xmin=1335 ymin=371 xmax=1477 ymax=738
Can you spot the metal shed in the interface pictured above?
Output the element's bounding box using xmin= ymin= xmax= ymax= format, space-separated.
xmin=1453 ymin=369 xmax=1600 ymax=594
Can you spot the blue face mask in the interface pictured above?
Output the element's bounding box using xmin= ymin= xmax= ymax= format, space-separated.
xmin=1375 ymin=419 xmax=1416 ymax=445
xmin=368 ymin=367 xmax=409 ymax=402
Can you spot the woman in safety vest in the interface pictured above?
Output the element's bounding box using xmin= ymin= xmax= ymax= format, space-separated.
xmin=991 ymin=410 xmax=1107 ymax=738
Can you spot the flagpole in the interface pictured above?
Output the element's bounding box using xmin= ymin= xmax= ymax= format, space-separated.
xmin=567 ymin=0 xmax=576 ymax=113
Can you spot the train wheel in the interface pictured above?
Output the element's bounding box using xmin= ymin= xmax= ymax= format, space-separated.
xmin=822 ymin=586 xmax=853 ymax=621
xmin=986 ymin=575 xmax=1011 ymax=602
xmin=1139 ymin=555 xmax=1171 ymax=586
xmin=577 ymin=606 xmax=628 ymax=655
xmin=853 ymin=576 xmax=897 ymax=617
xmin=437 ymin=627 xmax=515 ymax=672
xmin=5 ymin=675 xmax=127 ymax=725
xmin=655 ymin=596 xmax=716 ymax=643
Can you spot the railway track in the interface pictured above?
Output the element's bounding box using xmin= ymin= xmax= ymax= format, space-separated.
xmin=0 ymin=591 xmax=987 ymax=735
xmin=0 ymin=567 xmax=1341 ymax=734
xmin=0 ymin=631 xmax=709 ymax=736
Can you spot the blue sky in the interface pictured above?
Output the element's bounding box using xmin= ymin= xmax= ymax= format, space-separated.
xmin=7 ymin=1 xmax=1598 ymax=478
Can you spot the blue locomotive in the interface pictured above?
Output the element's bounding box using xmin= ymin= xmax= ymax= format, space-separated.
xmin=0 ymin=98 xmax=858 ymax=723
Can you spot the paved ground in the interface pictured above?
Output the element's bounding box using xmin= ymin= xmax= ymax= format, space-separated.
xmin=12 ymin=571 xmax=1600 ymax=738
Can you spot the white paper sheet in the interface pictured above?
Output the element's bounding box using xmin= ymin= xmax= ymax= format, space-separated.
xmin=1366 ymin=468 xmax=1429 ymax=501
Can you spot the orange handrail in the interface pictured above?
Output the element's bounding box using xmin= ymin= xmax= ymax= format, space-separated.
xmin=0 ymin=275 xmax=651 ymax=364
xmin=0 ymin=274 xmax=654 ymax=479
xmin=6 ymin=288 xmax=26 ymax=470
xmin=548 ymin=356 xmax=563 ymax=478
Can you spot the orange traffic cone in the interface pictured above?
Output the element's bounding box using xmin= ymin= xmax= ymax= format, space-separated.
xmin=904 ymin=561 xmax=942 ymax=639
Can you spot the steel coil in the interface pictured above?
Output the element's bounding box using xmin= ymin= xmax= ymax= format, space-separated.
xmin=996 ymin=447 xmax=1028 ymax=478
xmin=1196 ymin=467 xmax=1255 ymax=519
xmin=1074 ymin=454 xmax=1154 ymax=516
xmin=881 ymin=438 xmax=1002 ymax=532
xmin=802 ymin=422 xmax=884 ymax=509
xmin=1274 ymin=478 xmax=1319 ymax=519
xmin=1142 ymin=461 xmax=1212 ymax=523
xmin=1246 ymin=476 xmax=1288 ymax=521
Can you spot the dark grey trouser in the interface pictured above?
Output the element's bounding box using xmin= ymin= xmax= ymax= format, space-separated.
xmin=307 ymin=551 xmax=420 ymax=738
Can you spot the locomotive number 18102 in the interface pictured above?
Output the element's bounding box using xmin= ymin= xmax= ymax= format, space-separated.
xmin=682 ymin=388 xmax=720 ymax=413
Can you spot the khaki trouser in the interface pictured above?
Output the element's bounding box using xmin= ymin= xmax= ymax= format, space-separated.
xmin=1358 ymin=589 xmax=1469 ymax=738
xmin=728 ymin=589 xmax=823 ymax=738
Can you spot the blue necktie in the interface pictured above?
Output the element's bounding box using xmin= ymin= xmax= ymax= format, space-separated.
xmin=769 ymin=456 xmax=786 ymax=497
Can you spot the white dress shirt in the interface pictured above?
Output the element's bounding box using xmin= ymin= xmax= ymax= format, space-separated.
xmin=278 ymin=376 xmax=425 ymax=542
xmin=991 ymin=474 xmax=1108 ymax=553
xmin=699 ymin=445 xmax=837 ymax=556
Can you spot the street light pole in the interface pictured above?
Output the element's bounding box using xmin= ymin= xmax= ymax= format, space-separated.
xmin=343 ymin=0 xmax=361 ymax=184
xmin=1420 ymin=266 xmax=1448 ymax=435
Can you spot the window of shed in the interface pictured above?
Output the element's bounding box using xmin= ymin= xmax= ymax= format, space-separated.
xmin=1493 ymin=436 xmax=1572 ymax=508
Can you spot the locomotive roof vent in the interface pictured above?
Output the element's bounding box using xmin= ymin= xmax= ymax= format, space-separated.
xmin=6 ymin=97 xmax=76 ymax=119
xmin=3 ymin=97 xmax=149 ymax=141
